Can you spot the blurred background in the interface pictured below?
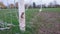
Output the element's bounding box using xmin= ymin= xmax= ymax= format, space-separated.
xmin=0 ymin=0 xmax=60 ymax=9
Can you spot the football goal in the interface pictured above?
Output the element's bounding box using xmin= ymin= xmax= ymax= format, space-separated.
xmin=0 ymin=0 xmax=43 ymax=34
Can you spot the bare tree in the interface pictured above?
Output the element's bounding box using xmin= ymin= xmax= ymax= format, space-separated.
xmin=53 ymin=0 xmax=57 ymax=7
xmin=15 ymin=2 xmax=18 ymax=8
xmin=33 ymin=2 xmax=36 ymax=8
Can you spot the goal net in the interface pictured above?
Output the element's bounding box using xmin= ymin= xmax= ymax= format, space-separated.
xmin=0 ymin=0 xmax=20 ymax=34
xmin=0 ymin=0 xmax=42 ymax=34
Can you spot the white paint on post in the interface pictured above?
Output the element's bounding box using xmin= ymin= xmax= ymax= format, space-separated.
xmin=18 ymin=0 xmax=25 ymax=31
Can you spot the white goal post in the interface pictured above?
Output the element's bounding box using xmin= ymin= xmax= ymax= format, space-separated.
xmin=39 ymin=0 xmax=42 ymax=12
xmin=18 ymin=0 xmax=42 ymax=31
xmin=18 ymin=0 xmax=25 ymax=31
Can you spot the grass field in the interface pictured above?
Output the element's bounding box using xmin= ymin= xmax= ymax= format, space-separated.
xmin=0 ymin=8 xmax=60 ymax=34
xmin=0 ymin=8 xmax=39 ymax=34
xmin=0 ymin=9 xmax=20 ymax=34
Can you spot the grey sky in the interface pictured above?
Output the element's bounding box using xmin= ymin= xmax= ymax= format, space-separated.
xmin=0 ymin=0 xmax=60 ymax=6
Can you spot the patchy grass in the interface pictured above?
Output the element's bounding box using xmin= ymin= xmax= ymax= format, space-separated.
xmin=0 ymin=8 xmax=60 ymax=34
xmin=0 ymin=8 xmax=39 ymax=34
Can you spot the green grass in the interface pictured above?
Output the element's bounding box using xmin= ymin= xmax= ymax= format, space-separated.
xmin=43 ymin=8 xmax=60 ymax=12
xmin=0 ymin=9 xmax=20 ymax=34
xmin=0 ymin=8 xmax=39 ymax=34
xmin=0 ymin=8 xmax=60 ymax=34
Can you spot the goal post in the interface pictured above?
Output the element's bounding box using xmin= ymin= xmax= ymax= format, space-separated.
xmin=18 ymin=0 xmax=25 ymax=31
xmin=39 ymin=0 xmax=42 ymax=12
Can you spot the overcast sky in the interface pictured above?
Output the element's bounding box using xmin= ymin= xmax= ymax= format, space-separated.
xmin=0 ymin=0 xmax=60 ymax=6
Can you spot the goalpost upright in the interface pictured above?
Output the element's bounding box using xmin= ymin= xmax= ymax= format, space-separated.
xmin=18 ymin=0 xmax=25 ymax=31
xmin=39 ymin=0 xmax=42 ymax=12
xmin=18 ymin=0 xmax=42 ymax=31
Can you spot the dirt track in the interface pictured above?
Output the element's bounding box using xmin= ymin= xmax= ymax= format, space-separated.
xmin=32 ymin=11 xmax=60 ymax=34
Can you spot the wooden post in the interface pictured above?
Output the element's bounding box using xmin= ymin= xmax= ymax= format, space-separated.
xmin=18 ymin=0 xmax=25 ymax=31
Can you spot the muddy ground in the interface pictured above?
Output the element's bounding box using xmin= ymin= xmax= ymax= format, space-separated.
xmin=32 ymin=11 xmax=60 ymax=34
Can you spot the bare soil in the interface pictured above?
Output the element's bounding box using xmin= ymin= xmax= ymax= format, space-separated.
xmin=32 ymin=11 xmax=60 ymax=34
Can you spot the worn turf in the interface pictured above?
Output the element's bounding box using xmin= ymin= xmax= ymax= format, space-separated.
xmin=0 ymin=8 xmax=60 ymax=34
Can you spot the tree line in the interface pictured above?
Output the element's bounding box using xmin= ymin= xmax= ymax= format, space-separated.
xmin=0 ymin=1 xmax=60 ymax=9
xmin=32 ymin=0 xmax=60 ymax=8
xmin=0 ymin=2 xmax=18 ymax=9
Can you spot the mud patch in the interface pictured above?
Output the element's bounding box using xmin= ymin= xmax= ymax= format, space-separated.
xmin=31 ymin=11 xmax=60 ymax=34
